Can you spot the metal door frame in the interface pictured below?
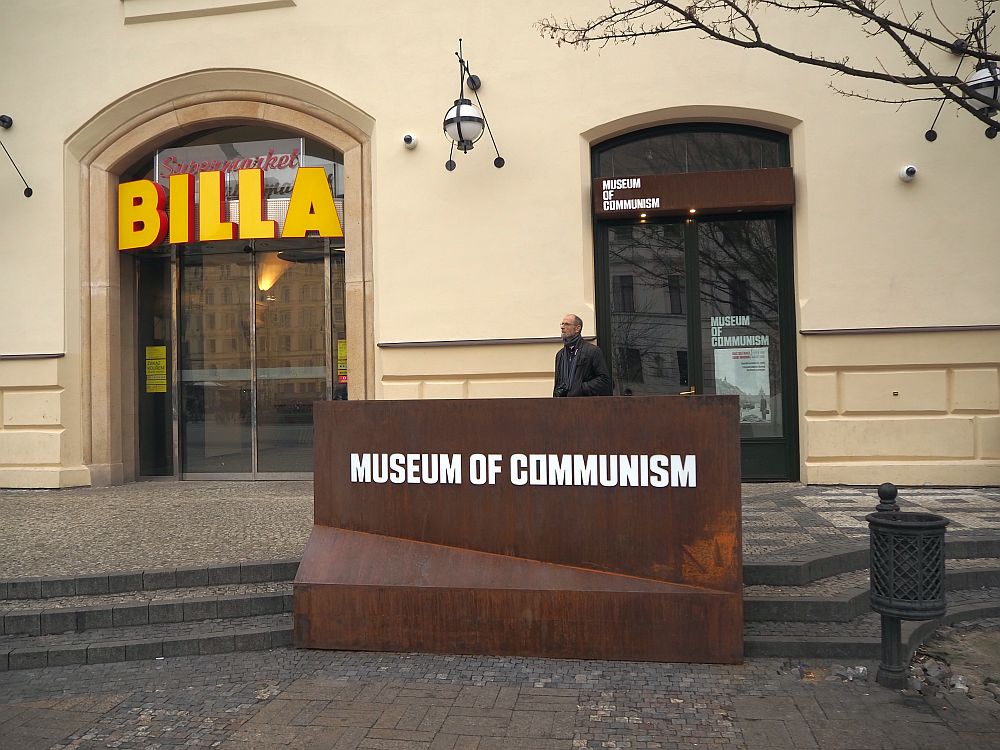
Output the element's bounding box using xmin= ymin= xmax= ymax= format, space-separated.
xmin=594 ymin=212 xmax=799 ymax=481
xmin=137 ymin=240 xmax=335 ymax=480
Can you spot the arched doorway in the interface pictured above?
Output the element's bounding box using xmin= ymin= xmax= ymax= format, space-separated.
xmin=66 ymin=70 xmax=374 ymax=484
xmin=592 ymin=123 xmax=799 ymax=480
xmin=127 ymin=124 xmax=350 ymax=478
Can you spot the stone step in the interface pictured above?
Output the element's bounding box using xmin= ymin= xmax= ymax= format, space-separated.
xmin=0 ymin=613 xmax=292 ymax=671
xmin=0 ymin=583 xmax=292 ymax=636
xmin=744 ymin=587 xmax=1000 ymax=659
xmin=744 ymin=558 xmax=1000 ymax=622
xmin=2 ymin=534 xmax=996 ymax=601
xmin=743 ymin=533 xmax=1000 ymax=586
xmin=2 ymin=586 xmax=996 ymax=669
xmin=0 ymin=534 xmax=995 ymax=669
xmin=0 ymin=559 xmax=299 ymax=600
xmin=0 ymin=580 xmax=292 ymax=611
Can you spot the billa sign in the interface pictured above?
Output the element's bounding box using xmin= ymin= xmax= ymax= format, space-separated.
xmin=117 ymin=138 xmax=344 ymax=251
xmin=295 ymin=395 xmax=744 ymax=663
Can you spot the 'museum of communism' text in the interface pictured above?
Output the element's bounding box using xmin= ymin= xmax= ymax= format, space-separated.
xmin=349 ymin=453 xmax=696 ymax=488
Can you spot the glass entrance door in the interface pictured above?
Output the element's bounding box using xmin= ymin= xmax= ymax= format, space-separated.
xmin=254 ymin=246 xmax=329 ymax=474
xmin=600 ymin=215 xmax=798 ymax=480
xmin=179 ymin=248 xmax=253 ymax=475
xmin=607 ymin=223 xmax=692 ymax=395
xmin=138 ymin=240 xmax=340 ymax=479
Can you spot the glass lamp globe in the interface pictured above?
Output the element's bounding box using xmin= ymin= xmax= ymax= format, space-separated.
xmin=443 ymin=98 xmax=485 ymax=151
xmin=966 ymin=62 xmax=1000 ymax=112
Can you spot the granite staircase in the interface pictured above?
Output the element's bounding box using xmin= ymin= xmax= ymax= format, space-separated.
xmin=743 ymin=534 xmax=1000 ymax=659
xmin=2 ymin=537 xmax=999 ymax=670
xmin=0 ymin=562 xmax=295 ymax=671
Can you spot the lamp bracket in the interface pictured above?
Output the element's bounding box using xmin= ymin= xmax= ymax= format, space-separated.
xmin=0 ymin=114 xmax=33 ymax=196
xmin=444 ymin=39 xmax=505 ymax=171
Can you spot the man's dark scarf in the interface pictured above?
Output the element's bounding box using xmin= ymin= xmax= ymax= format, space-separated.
xmin=559 ymin=333 xmax=582 ymax=392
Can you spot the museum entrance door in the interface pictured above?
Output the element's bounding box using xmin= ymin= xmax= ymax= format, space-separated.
xmin=598 ymin=214 xmax=798 ymax=480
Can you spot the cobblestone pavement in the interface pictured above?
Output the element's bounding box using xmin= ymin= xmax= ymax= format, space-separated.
xmin=741 ymin=484 xmax=1000 ymax=561
xmin=1 ymin=482 xmax=999 ymax=578
xmin=0 ymin=483 xmax=312 ymax=579
xmin=1 ymin=646 xmax=999 ymax=749
xmin=2 ymin=481 xmax=999 ymax=748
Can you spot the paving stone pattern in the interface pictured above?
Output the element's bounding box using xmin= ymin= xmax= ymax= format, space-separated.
xmin=0 ymin=481 xmax=998 ymax=747
xmin=2 ymin=482 xmax=999 ymax=579
xmin=1 ymin=647 xmax=999 ymax=749
xmin=742 ymin=485 xmax=1000 ymax=562
xmin=0 ymin=482 xmax=313 ymax=579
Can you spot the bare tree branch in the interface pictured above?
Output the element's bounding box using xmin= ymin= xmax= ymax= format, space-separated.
xmin=537 ymin=0 xmax=1000 ymax=136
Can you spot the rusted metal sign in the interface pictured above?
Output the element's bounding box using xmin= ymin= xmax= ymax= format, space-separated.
xmin=295 ymin=395 xmax=743 ymax=663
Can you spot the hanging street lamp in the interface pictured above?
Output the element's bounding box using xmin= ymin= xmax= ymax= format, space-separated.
xmin=443 ymin=98 xmax=485 ymax=154
xmin=965 ymin=61 xmax=1000 ymax=115
xmin=926 ymin=9 xmax=1000 ymax=141
xmin=442 ymin=39 xmax=505 ymax=171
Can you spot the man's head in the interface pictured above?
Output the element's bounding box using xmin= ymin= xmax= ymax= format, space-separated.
xmin=560 ymin=314 xmax=583 ymax=342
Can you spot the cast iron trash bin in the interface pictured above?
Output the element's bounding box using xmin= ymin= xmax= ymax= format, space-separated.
xmin=866 ymin=483 xmax=949 ymax=688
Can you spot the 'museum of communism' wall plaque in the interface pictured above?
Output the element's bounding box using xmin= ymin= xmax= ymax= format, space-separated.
xmin=295 ymin=395 xmax=743 ymax=663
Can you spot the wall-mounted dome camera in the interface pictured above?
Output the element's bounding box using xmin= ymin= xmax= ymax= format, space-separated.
xmin=899 ymin=165 xmax=918 ymax=182
xmin=403 ymin=134 xmax=418 ymax=150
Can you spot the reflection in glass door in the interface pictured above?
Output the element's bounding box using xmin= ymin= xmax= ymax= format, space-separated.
xmin=607 ymin=224 xmax=690 ymax=395
xmin=179 ymin=249 xmax=253 ymax=475
xmin=254 ymin=247 xmax=328 ymax=474
xmin=599 ymin=215 xmax=797 ymax=480
xmin=144 ymin=240 xmax=343 ymax=479
xmin=698 ymin=220 xmax=782 ymax=437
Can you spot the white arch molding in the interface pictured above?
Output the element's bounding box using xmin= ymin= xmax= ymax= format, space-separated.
xmin=581 ymin=104 xmax=802 ymax=145
xmin=65 ymin=69 xmax=375 ymax=485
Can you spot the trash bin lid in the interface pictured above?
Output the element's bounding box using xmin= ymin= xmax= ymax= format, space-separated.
xmin=865 ymin=511 xmax=949 ymax=530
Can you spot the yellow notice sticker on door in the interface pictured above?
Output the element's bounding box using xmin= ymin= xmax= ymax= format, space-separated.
xmin=337 ymin=340 xmax=348 ymax=384
xmin=145 ymin=345 xmax=167 ymax=393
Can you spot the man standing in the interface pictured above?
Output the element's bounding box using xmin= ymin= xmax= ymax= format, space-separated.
xmin=553 ymin=314 xmax=612 ymax=397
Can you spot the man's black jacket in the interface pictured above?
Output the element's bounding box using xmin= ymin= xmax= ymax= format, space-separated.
xmin=553 ymin=340 xmax=613 ymax=397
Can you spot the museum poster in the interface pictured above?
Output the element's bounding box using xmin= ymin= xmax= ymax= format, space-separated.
xmin=709 ymin=315 xmax=771 ymax=425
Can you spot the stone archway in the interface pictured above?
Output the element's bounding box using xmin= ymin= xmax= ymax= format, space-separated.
xmin=66 ymin=69 xmax=374 ymax=485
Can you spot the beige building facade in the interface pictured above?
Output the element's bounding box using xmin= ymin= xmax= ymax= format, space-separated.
xmin=0 ymin=0 xmax=997 ymax=488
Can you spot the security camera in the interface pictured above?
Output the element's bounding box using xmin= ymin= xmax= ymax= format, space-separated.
xmin=403 ymin=134 xmax=418 ymax=150
xmin=899 ymin=165 xmax=918 ymax=182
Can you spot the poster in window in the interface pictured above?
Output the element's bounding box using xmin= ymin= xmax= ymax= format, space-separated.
xmin=145 ymin=345 xmax=167 ymax=393
xmin=713 ymin=347 xmax=770 ymax=424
